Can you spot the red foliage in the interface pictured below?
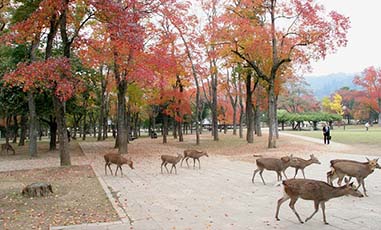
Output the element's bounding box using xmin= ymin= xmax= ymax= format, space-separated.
xmin=3 ymin=58 xmax=83 ymax=102
xmin=353 ymin=66 xmax=381 ymax=113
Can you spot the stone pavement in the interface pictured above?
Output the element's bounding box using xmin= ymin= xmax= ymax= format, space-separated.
xmin=50 ymin=139 xmax=381 ymax=230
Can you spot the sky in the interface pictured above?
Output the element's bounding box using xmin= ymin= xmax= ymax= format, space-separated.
xmin=306 ymin=1 xmax=381 ymax=76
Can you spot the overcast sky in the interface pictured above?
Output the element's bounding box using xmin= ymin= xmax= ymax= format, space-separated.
xmin=306 ymin=1 xmax=381 ymax=76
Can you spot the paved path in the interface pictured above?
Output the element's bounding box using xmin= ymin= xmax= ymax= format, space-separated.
xmin=51 ymin=140 xmax=381 ymax=230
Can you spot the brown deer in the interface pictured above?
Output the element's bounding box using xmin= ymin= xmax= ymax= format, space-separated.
xmin=181 ymin=149 xmax=209 ymax=169
xmin=290 ymin=154 xmax=321 ymax=179
xmin=161 ymin=153 xmax=183 ymax=174
xmin=104 ymin=153 xmax=134 ymax=176
xmin=1 ymin=142 xmax=15 ymax=155
xmin=327 ymin=158 xmax=379 ymax=196
xmin=275 ymin=178 xmax=363 ymax=224
xmin=252 ymin=155 xmax=292 ymax=185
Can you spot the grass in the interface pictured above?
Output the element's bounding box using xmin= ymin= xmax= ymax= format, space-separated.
xmin=284 ymin=125 xmax=381 ymax=145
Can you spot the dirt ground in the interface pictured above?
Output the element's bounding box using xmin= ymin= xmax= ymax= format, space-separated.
xmin=0 ymin=142 xmax=119 ymax=230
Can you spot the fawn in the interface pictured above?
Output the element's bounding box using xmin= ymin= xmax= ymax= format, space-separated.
xmin=289 ymin=154 xmax=321 ymax=179
xmin=161 ymin=154 xmax=183 ymax=174
xmin=181 ymin=149 xmax=209 ymax=169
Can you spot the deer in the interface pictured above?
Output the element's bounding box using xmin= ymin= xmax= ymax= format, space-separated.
xmin=252 ymin=155 xmax=293 ymax=185
xmin=289 ymin=154 xmax=321 ymax=179
xmin=327 ymin=158 xmax=379 ymax=196
xmin=181 ymin=149 xmax=209 ymax=169
xmin=327 ymin=158 xmax=381 ymax=184
xmin=1 ymin=142 xmax=15 ymax=155
xmin=104 ymin=153 xmax=134 ymax=176
xmin=275 ymin=178 xmax=363 ymax=224
xmin=161 ymin=153 xmax=183 ymax=174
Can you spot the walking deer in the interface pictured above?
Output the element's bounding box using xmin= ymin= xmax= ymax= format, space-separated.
xmin=104 ymin=153 xmax=134 ymax=176
xmin=252 ymin=155 xmax=292 ymax=185
xmin=327 ymin=158 xmax=379 ymax=196
xmin=181 ymin=149 xmax=209 ymax=169
xmin=290 ymin=154 xmax=321 ymax=179
xmin=161 ymin=153 xmax=183 ymax=174
xmin=275 ymin=178 xmax=363 ymax=224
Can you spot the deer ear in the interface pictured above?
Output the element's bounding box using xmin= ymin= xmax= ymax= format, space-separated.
xmin=366 ymin=157 xmax=370 ymax=162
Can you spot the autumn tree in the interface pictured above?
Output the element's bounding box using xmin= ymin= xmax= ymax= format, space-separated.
xmin=220 ymin=0 xmax=349 ymax=148
xmin=353 ymin=66 xmax=381 ymax=126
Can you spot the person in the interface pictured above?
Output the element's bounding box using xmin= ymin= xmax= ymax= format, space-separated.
xmin=322 ymin=123 xmax=330 ymax=144
xmin=365 ymin=122 xmax=370 ymax=131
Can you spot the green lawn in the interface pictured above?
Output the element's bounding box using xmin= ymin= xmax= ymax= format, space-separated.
xmin=284 ymin=125 xmax=381 ymax=145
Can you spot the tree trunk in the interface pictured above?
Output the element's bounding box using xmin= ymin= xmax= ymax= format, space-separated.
xmin=116 ymin=79 xmax=128 ymax=154
xmin=163 ymin=113 xmax=168 ymax=144
xmin=254 ymin=106 xmax=262 ymax=136
xmin=245 ymin=73 xmax=254 ymax=143
xmin=82 ymin=105 xmax=87 ymax=141
xmin=53 ymin=96 xmax=70 ymax=166
xmin=178 ymin=121 xmax=183 ymax=142
xmin=49 ymin=116 xmax=57 ymax=151
xmin=12 ymin=115 xmax=18 ymax=143
xmin=267 ymin=80 xmax=277 ymax=148
xmin=19 ymin=114 xmax=28 ymax=146
xmin=28 ymin=93 xmax=38 ymax=156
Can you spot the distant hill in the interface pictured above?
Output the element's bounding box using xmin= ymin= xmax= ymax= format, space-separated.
xmin=305 ymin=73 xmax=360 ymax=100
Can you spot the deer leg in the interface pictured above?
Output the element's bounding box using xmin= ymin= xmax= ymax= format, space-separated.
xmin=282 ymin=170 xmax=288 ymax=180
xmin=181 ymin=157 xmax=185 ymax=167
xmin=289 ymin=198 xmax=303 ymax=224
xmin=337 ymin=175 xmax=344 ymax=186
xmin=197 ymin=158 xmax=201 ymax=169
xmin=277 ymin=171 xmax=282 ymax=181
xmin=305 ymin=200 xmax=319 ymax=222
xmin=193 ymin=158 xmax=196 ymax=169
xmin=301 ymin=169 xmax=306 ymax=179
xmin=293 ymin=168 xmax=299 ymax=178
xmin=161 ymin=161 xmax=165 ymax=173
xmin=275 ymin=193 xmax=290 ymax=221
xmin=164 ymin=163 xmax=170 ymax=173
xmin=115 ymin=165 xmax=119 ymax=176
xmin=252 ymin=168 xmax=260 ymax=183
xmin=185 ymin=158 xmax=190 ymax=168
xmin=119 ymin=165 xmax=123 ymax=176
xmin=107 ymin=163 xmax=113 ymax=175
xmin=359 ymin=178 xmax=367 ymax=197
xmin=105 ymin=163 xmax=108 ymax=175
xmin=259 ymin=170 xmax=266 ymax=185
xmin=321 ymin=202 xmax=329 ymax=224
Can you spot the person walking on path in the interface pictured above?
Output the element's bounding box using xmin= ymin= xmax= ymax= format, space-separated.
xmin=322 ymin=123 xmax=330 ymax=144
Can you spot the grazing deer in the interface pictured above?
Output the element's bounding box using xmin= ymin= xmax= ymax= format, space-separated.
xmin=290 ymin=154 xmax=321 ymax=179
xmin=1 ymin=142 xmax=15 ymax=155
xmin=275 ymin=178 xmax=363 ymax=224
xmin=181 ymin=149 xmax=209 ymax=169
xmin=327 ymin=158 xmax=379 ymax=196
xmin=104 ymin=153 xmax=134 ymax=176
xmin=252 ymin=155 xmax=292 ymax=185
xmin=161 ymin=153 xmax=183 ymax=174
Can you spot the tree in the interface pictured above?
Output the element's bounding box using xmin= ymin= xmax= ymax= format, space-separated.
xmin=353 ymin=66 xmax=381 ymax=126
xmin=220 ymin=0 xmax=349 ymax=148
